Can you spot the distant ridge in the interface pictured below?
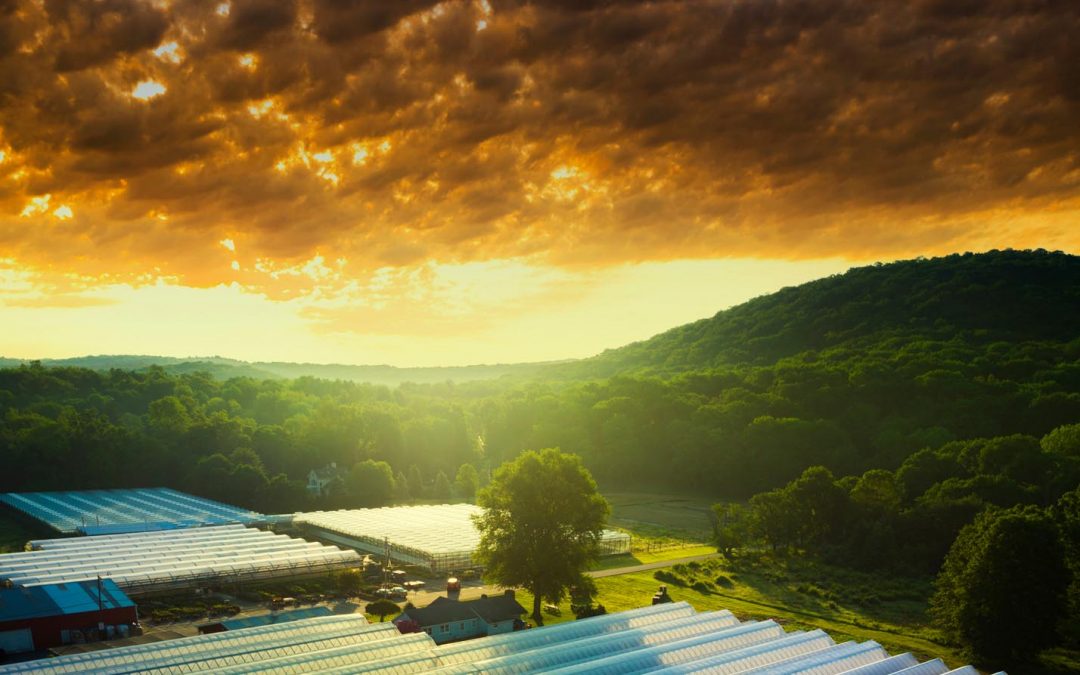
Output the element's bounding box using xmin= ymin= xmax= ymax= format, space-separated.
xmin=0 ymin=354 xmax=559 ymax=387
xmin=4 ymin=250 xmax=1077 ymax=385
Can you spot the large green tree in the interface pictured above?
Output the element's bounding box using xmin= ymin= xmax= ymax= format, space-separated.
xmin=931 ymin=505 xmax=1069 ymax=665
xmin=473 ymin=448 xmax=609 ymax=625
xmin=347 ymin=459 xmax=395 ymax=508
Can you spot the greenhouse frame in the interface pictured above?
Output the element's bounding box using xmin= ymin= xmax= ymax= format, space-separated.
xmin=0 ymin=601 xmax=1004 ymax=675
xmin=294 ymin=503 xmax=632 ymax=573
xmin=0 ymin=488 xmax=264 ymax=534
xmin=0 ymin=524 xmax=360 ymax=595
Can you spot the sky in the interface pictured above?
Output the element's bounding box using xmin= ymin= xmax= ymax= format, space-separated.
xmin=1 ymin=0 xmax=1078 ymax=366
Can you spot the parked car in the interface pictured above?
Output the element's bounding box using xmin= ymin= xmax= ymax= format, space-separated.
xmin=403 ymin=580 xmax=426 ymax=591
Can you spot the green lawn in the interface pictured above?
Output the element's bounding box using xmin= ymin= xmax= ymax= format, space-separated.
xmin=520 ymin=553 xmax=1079 ymax=675
xmin=605 ymin=492 xmax=715 ymax=541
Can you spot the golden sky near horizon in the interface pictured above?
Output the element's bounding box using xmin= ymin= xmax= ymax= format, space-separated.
xmin=1 ymin=0 xmax=1079 ymax=365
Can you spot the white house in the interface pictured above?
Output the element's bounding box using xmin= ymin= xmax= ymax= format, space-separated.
xmin=393 ymin=591 xmax=526 ymax=644
xmin=306 ymin=463 xmax=342 ymax=496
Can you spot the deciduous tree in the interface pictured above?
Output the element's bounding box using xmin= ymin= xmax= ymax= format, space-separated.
xmin=473 ymin=448 xmax=609 ymax=625
xmin=931 ymin=505 xmax=1069 ymax=664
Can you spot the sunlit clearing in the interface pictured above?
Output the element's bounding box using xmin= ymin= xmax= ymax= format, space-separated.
xmin=153 ymin=41 xmax=181 ymax=63
xmin=132 ymin=81 xmax=166 ymax=100
xmin=220 ymin=238 xmax=236 ymax=252
xmin=313 ymin=151 xmax=333 ymax=163
xmin=352 ymin=147 xmax=369 ymax=165
xmin=52 ymin=205 xmax=73 ymax=220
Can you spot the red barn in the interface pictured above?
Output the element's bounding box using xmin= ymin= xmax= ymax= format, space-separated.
xmin=0 ymin=579 xmax=137 ymax=655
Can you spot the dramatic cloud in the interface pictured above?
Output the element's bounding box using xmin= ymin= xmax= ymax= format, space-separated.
xmin=0 ymin=0 xmax=1078 ymax=298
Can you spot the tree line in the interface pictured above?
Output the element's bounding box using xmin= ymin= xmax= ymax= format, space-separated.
xmin=713 ymin=422 xmax=1080 ymax=667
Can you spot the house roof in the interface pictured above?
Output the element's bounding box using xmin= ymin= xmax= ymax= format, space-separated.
xmin=0 ymin=579 xmax=134 ymax=623
xmin=469 ymin=593 xmax=528 ymax=623
xmin=396 ymin=592 xmax=526 ymax=628
xmin=399 ymin=596 xmax=477 ymax=626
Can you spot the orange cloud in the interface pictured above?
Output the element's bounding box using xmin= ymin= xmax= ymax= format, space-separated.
xmin=0 ymin=0 xmax=1077 ymax=300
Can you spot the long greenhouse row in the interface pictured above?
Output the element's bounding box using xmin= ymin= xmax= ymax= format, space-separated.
xmin=0 ymin=488 xmax=264 ymax=534
xmin=0 ymin=602 xmax=1003 ymax=674
xmin=0 ymin=524 xmax=360 ymax=595
xmin=294 ymin=503 xmax=631 ymax=572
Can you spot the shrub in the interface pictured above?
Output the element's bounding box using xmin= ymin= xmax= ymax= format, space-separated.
xmin=714 ymin=575 xmax=734 ymax=588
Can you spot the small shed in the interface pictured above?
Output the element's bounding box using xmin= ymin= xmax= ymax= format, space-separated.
xmin=0 ymin=579 xmax=138 ymax=654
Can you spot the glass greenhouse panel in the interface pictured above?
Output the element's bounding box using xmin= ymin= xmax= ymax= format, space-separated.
xmin=740 ymin=640 xmax=886 ymax=675
xmin=295 ymin=504 xmax=630 ymax=572
xmin=464 ymin=613 xmax=750 ymax=675
xmin=0 ymin=488 xmax=263 ymax=534
xmin=640 ymin=631 xmax=836 ymax=675
xmin=887 ymin=662 xmax=949 ymax=675
xmin=0 ymin=616 xmax=380 ymax=674
xmin=834 ymin=653 xmax=920 ymax=675
xmin=433 ymin=601 xmax=698 ymax=664
xmin=202 ymin=632 xmax=436 ymax=675
xmin=0 ymin=525 xmax=360 ymax=593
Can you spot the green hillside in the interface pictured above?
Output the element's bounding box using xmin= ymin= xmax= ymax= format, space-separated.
xmin=566 ymin=249 xmax=1080 ymax=377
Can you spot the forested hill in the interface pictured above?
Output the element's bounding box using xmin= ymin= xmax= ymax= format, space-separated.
xmin=565 ymin=250 xmax=1080 ymax=378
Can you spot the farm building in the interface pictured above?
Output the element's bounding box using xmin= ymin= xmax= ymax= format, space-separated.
xmin=0 ymin=601 xmax=1001 ymax=674
xmin=0 ymin=525 xmax=360 ymax=596
xmin=294 ymin=503 xmax=632 ymax=573
xmin=395 ymin=591 xmax=526 ymax=644
xmin=0 ymin=488 xmax=264 ymax=535
xmin=0 ymin=579 xmax=137 ymax=655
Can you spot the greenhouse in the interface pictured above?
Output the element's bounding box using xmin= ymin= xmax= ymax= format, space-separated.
xmin=0 ymin=601 xmax=1003 ymax=675
xmin=0 ymin=488 xmax=263 ymax=534
xmin=0 ymin=524 xmax=361 ymax=595
xmin=294 ymin=503 xmax=632 ymax=573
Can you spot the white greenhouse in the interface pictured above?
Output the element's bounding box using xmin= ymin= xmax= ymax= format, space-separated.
xmin=0 ymin=601 xmax=1004 ymax=675
xmin=0 ymin=524 xmax=360 ymax=595
xmin=293 ymin=503 xmax=632 ymax=573
xmin=0 ymin=487 xmax=264 ymax=534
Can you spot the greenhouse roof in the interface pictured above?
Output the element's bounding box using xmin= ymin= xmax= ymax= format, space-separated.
xmin=0 ymin=488 xmax=263 ymax=534
xmin=0 ymin=524 xmax=360 ymax=594
xmin=294 ymin=503 xmax=631 ymax=560
xmin=0 ymin=599 xmax=1003 ymax=674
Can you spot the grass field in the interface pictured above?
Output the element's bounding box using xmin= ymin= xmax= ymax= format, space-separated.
xmin=530 ymin=552 xmax=1078 ymax=675
xmin=605 ymin=492 xmax=715 ymax=541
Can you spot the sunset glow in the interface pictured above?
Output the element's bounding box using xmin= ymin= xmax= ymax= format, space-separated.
xmin=1 ymin=0 xmax=1077 ymax=366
